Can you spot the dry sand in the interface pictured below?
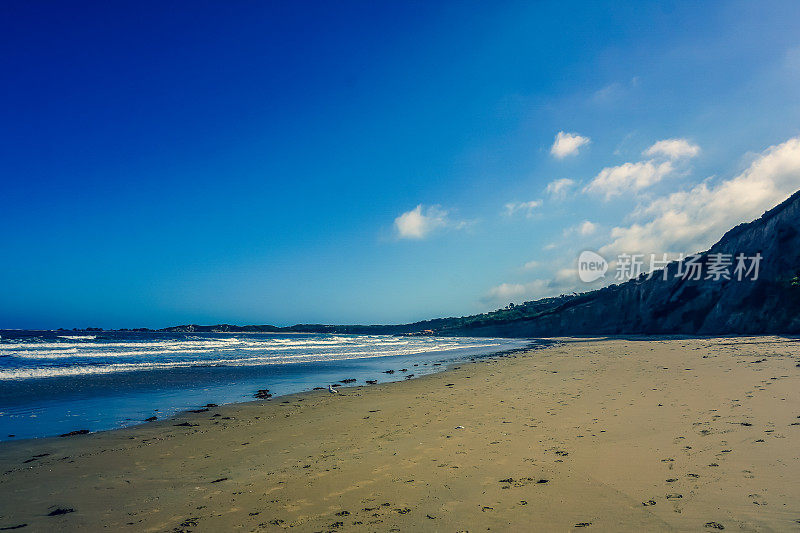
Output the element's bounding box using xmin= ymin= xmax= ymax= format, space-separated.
xmin=1 ymin=337 xmax=799 ymax=532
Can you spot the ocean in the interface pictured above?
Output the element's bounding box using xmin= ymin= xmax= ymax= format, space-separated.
xmin=0 ymin=330 xmax=532 ymax=440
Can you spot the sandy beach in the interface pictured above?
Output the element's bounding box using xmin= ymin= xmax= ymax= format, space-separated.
xmin=1 ymin=337 xmax=799 ymax=532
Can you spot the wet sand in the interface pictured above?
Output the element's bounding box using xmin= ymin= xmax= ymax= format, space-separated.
xmin=1 ymin=337 xmax=799 ymax=531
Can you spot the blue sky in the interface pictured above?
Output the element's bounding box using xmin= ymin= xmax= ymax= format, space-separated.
xmin=2 ymin=1 xmax=800 ymax=329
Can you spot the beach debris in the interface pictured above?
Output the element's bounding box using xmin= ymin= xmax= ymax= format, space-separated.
xmin=254 ymin=389 xmax=272 ymax=399
xmin=455 ymin=425 xmax=464 ymax=429
xmin=328 ymin=385 xmax=338 ymax=394
xmin=312 ymin=387 xmax=325 ymax=390
xmin=575 ymin=523 xmax=592 ymax=528
xmin=642 ymin=500 xmax=657 ymax=506
xmin=334 ymin=510 xmax=349 ymax=516
xmin=59 ymin=430 xmax=89 ymax=437
xmin=536 ymin=479 xmax=549 ymax=484
xmin=210 ymin=477 xmax=228 ymax=483
xmin=47 ymin=508 xmax=74 ymax=516
xmin=173 ymin=422 xmax=197 ymax=427
xmin=365 ymin=380 xmax=377 ymax=384
xmin=704 ymin=522 xmax=725 ymax=530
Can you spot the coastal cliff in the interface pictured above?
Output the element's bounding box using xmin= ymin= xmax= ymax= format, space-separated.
xmin=441 ymin=189 xmax=800 ymax=336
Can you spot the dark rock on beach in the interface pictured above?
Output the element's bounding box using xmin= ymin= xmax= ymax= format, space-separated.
xmin=46 ymin=508 xmax=74 ymax=516
xmin=59 ymin=430 xmax=89 ymax=438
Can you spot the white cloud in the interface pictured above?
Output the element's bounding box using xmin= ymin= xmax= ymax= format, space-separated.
xmin=578 ymin=220 xmax=597 ymax=236
xmin=600 ymin=137 xmax=800 ymax=257
xmin=484 ymin=280 xmax=553 ymax=303
xmin=522 ymin=260 xmax=539 ymax=270
xmin=545 ymin=178 xmax=576 ymax=199
xmin=563 ymin=220 xmax=599 ymax=237
xmin=584 ymin=160 xmax=675 ymax=199
xmin=555 ymin=268 xmax=577 ymax=283
xmin=644 ymin=138 xmax=700 ymax=160
xmin=504 ymin=200 xmax=542 ymax=218
xmin=550 ymin=131 xmax=590 ymax=159
xmin=592 ymin=82 xmax=622 ymax=103
xmin=485 ymin=282 xmax=527 ymax=300
xmin=394 ymin=204 xmax=464 ymax=239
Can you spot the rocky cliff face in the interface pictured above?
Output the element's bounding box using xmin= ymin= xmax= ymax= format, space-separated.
xmin=448 ymin=190 xmax=800 ymax=336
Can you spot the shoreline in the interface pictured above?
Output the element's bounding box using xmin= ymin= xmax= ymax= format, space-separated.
xmin=0 ymin=335 xmax=534 ymax=442
xmin=1 ymin=336 xmax=798 ymax=531
xmin=1 ymin=340 xmax=543 ymax=445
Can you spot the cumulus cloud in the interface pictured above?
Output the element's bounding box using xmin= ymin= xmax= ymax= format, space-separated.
xmin=484 ymin=138 xmax=800 ymax=308
xmin=550 ymin=131 xmax=590 ymax=159
xmin=578 ymin=220 xmax=597 ymax=235
xmin=563 ymin=220 xmax=598 ymax=237
xmin=545 ymin=178 xmax=576 ymax=199
xmin=484 ymin=279 xmax=552 ymax=303
xmin=485 ymin=282 xmax=527 ymax=300
xmin=394 ymin=204 xmax=464 ymax=239
xmin=599 ymin=137 xmax=800 ymax=257
xmin=584 ymin=160 xmax=675 ymax=199
xmin=644 ymin=138 xmax=700 ymax=159
xmin=504 ymin=200 xmax=542 ymax=218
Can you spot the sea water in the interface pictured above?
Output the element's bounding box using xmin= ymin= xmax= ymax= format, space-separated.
xmin=0 ymin=330 xmax=532 ymax=440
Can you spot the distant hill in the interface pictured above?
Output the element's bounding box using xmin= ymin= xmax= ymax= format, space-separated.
xmin=162 ymin=190 xmax=800 ymax=336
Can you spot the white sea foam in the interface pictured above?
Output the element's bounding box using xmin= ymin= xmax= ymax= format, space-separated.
xmin=0 ymin=333 xmax=511 ymax=380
